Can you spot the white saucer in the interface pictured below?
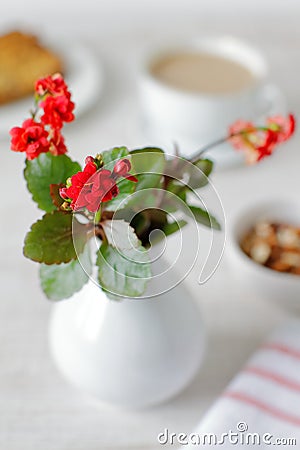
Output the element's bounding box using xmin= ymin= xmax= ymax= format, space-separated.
xmin=140 ymin=83 xmax=287 ymax=170
xmin=0 ymin=37 xmax=103 ymax=138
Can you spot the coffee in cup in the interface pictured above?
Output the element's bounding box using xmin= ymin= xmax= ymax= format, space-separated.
xmin=150 ymin=51 xmax=256 ymax=95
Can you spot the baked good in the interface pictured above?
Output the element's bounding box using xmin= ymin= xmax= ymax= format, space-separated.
xmin=0 ymin=31 xmax=63 ymax=104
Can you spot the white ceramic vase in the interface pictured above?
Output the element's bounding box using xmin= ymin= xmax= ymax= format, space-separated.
xmin=49 ymin=256 xmax=205 ymax=409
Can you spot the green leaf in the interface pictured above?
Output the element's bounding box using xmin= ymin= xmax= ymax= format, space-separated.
xmin=39 ymin=245 xmax=92 ymax=301
xmin=169 ymin=158 xmax=213 ymax=190
xmin=164 ymin=157 xmax=213 ymax=191
xmin=23 ymin=211 xmax=87 ymax=264
xmin=125 ymin=191 xmax=159 ymax=212
xmin=101 ymin=147 xmax=129 ymax=168
xmin=24 ymin=153 xmax=81 ymax=212
xmin=166 ymin=179 xmax=187 ymax=198
xmin=188 ymin=205 xmax=221 ymax=230
xmin=104 ymin=193 xmax=131 ymax=211
xmin=163 ymin=219 xmax=187 ymax=236
xmin=130 ymin=146 xmax=164 ymax=156
xmin=101 ymin=219 xmax=140 ymax=251
xmin=160 ymin=179 xmax=187 ymax=213
xmin=188 ymin=159 xmax=214 ymax=189
xmin=97 ymin=242 xmax=151 ymax=299
xmin=194 ymin=158 xmax=213 ymax=177
xmin=130 ymin=147 xmax=165 ymax=191
xmin=97 ymin=219 xmax=151 ymax=298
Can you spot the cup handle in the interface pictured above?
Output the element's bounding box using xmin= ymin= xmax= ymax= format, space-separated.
xmin=255 ymin=84 xmax=287 ymax=119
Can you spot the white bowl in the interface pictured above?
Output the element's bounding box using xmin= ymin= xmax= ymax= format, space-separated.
xmin=228 ymin=198 xmax=300 ymax=309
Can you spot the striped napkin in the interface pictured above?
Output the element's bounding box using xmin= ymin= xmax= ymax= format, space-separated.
xmin=183 ymin=320 xmax=300 ymax=449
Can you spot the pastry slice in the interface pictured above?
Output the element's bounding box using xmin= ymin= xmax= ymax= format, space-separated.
xmin=0 ymin=31 xmax=63 ymax=104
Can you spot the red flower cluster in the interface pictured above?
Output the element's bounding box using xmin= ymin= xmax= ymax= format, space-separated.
xmin=40 ymin=94 xmax=75 ymax=130
xmin=229 ymin=114 xmax=295 ymax=164
xmin=35 ymin=73 xmax=69 ymax=97
xmin=49 ymin=128 xmax=67 ymax=156
xmin=60 ymin=157 xmax=138 ymax=213
xmin=10 ymin=119 xmax=49 ymax=160
xmin=10 ymin=73 xmax=74 ymax=160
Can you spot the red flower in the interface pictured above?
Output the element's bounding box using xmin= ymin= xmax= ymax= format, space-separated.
xmin=81 ymin=170 xmax=119 ymax=212
xmin=229 ymin=120 xmax=274 ymax=163
xmin=59 ymin=157 xmax=119 ymax=212
xmin=113 ymin=158 xmax=138 ymax=182
xmin=35 ymin=73 xmax=69 ymax=97
xmin=60 ymin=157 xmax=97 ymax=208
xmin=250 ymin=130 xmax=278 ymax=162
xmin=228 ymin=120 xmax=256 ymax=150
xmin=40 ymin=94 xmax=75 ymax=130
xmin=49 ymin=129 xmax=67 ymax=156
xmin=10 ymin=119 xmax=49 ymax=160
xmin=267 ymin=114 xmax=295 ymax=143
xmin=228 ymin=114 xmax=295 ymax=164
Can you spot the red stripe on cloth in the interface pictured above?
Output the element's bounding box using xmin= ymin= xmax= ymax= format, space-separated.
xmin=224 ymin=391 xmax=300 ymax=427
xmin=262 ymin=343 xmax=300 ymax=360
xmin=245 ymin=366 xmax=300 ymax=392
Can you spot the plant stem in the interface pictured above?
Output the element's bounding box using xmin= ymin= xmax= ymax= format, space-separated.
xmin=190 ymin=136 xmax=228 ymax=163
xmin=30 ymin=97 xmax=40 ymax=120
xmin=189 ymin=127 xmax=270 ymax=163
xmin=94 ymin=206 xmax=102 ymax=225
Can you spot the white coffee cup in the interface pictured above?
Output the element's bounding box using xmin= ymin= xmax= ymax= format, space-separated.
xmin=138 ymin=36 xmax=285 ymax=166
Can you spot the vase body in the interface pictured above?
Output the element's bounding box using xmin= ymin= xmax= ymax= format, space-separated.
xmin=49 ymin=257 xmax=205 ymax=408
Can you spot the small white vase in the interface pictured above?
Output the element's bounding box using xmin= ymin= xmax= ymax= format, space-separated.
xmin=49 ymin=257 xmax=205 ymax=409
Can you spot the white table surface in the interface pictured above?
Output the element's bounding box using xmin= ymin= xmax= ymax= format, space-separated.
xmin=0 ymin=2 xmax=300 ymax=449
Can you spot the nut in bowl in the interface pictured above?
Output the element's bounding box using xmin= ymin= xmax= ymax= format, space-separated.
xmin=228 ymin=199 xmax=300 ymax=310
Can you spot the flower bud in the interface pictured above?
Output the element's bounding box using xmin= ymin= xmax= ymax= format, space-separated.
xmin=59 ymin=187 xmax=69 ymax=200
xmin=85 ymin=156 xmax=95 ymax=165
xmin=113 ymin=158 xmax=131 ymax=177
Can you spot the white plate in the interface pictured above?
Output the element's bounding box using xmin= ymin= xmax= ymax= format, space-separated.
xmin=0 ymin=37 xmax=103 ymax=138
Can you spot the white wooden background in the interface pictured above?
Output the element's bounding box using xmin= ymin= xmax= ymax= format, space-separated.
xmin=0 ymin=1 xmax=300 ymax=449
